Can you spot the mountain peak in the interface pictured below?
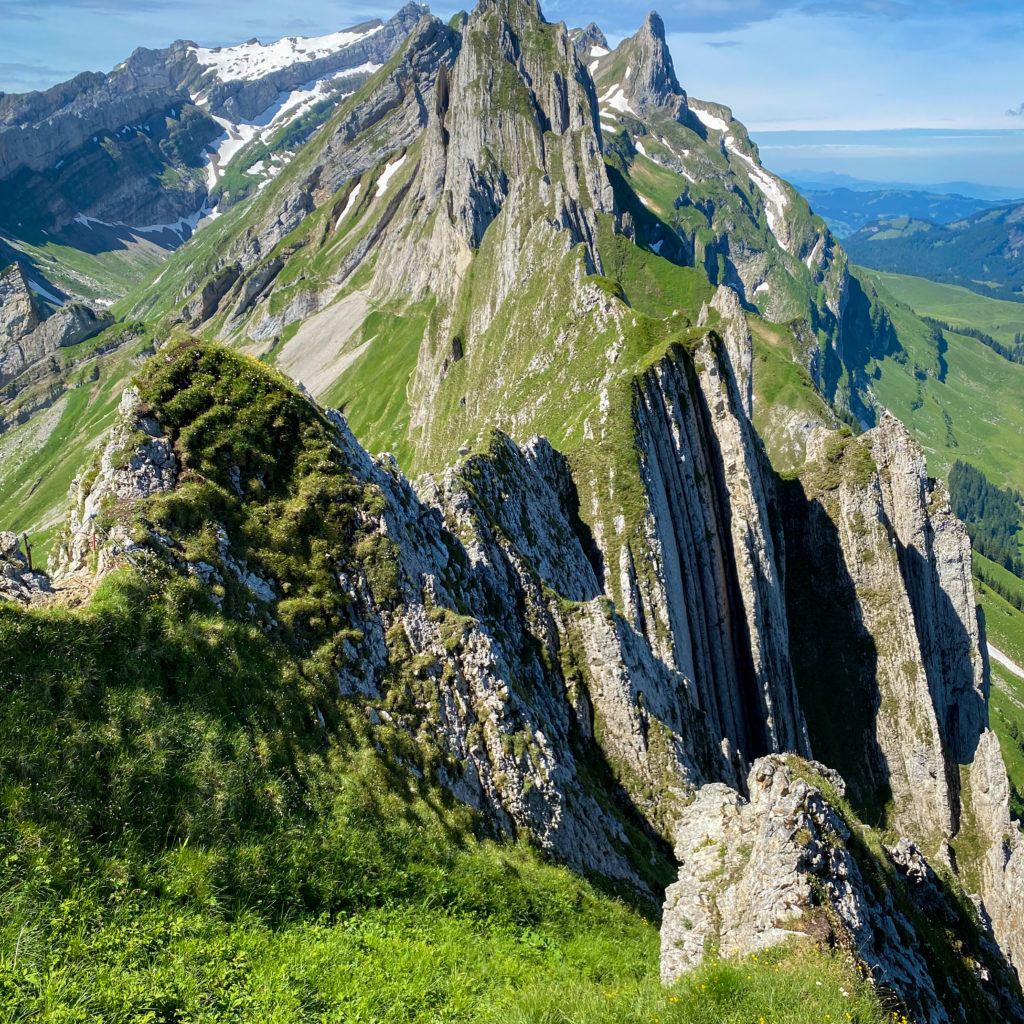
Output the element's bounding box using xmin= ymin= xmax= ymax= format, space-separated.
xmin=588 ymin=9 xmax=685 ymax=121
xmin=570 ymin=21 xmax=609 ymax=56
xmin=626 ymin=10 xmax=683 ymax=110
xmin=642 ymin=10 xmax=667 ymax=40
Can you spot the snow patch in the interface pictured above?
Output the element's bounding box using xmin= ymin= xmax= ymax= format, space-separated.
xmin=200 ymin=67 xmax=377 ymax=190
xmin=650 ymin=239 xmax=664 ymax=254
xmin=724 ymin=138 xmax=790 ymax=249
xmin=133 ymin=204 xmax=211 ymax=238
xmin=599 ymin=84 xmax=634 ymax=116
xmin=335 ymin=182 xmax=362 ymax=228
xmin=28 ymin=279 xmax=64 ymax=306
xmin=74 ymin=204 xmax=213 ymax=241
xmin=691 ymin=104 xmax=730 ymax=133
xmin=192 ymin=24 xmax=382 ymax=83
xmin=589 ymin=45 xmax=609 ymax=57
xmin=754 ymin=281 xmax=770 ymax=295
xmin=634 ymin=139 xmax=647 ymax=157
xmin=375 ymin=153 xmax=407 ymax=197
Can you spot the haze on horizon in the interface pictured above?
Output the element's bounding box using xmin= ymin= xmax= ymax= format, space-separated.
xmin=2 ymin=0 xmax=1021 ymax=189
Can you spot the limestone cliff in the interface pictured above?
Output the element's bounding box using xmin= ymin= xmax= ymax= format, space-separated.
xmin=661 ymin=757 xmax=1024 ymax=1023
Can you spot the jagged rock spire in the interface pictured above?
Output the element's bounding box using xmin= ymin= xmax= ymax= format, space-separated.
xmin=431 ymin=0 xmax=614 ymax=248
xmin=372 ymin=0 xmax=614 ymax=303
xmin=628 ymin=11 xmax=684 ymax=109
xmin=589 ymin=9 xmax=689 ymax=123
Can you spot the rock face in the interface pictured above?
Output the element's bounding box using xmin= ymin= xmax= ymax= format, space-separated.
xmin=781 ymin=415 xmax=988 ymax=848
xmin=633 ymin=338 xmax=809 ymax=784
xmin=0 ymin=264 xmax=40 ymax=343
xmin=0 ymin=531 xmax=50 ymax=603
xmin=373 ymin=0 xmax=615 ymax=307
xmin=1 ymin=262 xmax=112 ymax=386
xmin=54 ymin=387 xmax=178 ymax=576
xmin=966 ymin=729 xmax=1024 ymax=976
xmin=661 ymin=757 xmax=1024 ymax=1024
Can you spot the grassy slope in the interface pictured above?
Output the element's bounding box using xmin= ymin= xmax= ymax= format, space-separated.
xmin=869 ymin=270 xmax=1024 ymax=347
xmin=854 ymin=268 xmax=1024 ymax=495
xmin=973 ymin=551 xmax=1024 ymax=819
xmin=0 ymin=345 xmax=888 ymax=1024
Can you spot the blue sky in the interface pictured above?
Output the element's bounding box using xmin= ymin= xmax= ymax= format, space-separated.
xmin=2 ymin=0 xmax=1022 ymax=187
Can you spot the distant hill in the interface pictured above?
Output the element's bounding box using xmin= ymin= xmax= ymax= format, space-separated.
xmin=844 ymin=204 xmax=1024 ymax=302
xmin=785 ymin=170 xmax=1024 ymax=203
xmin=801 ymin=186 xmax=1003 ymax=239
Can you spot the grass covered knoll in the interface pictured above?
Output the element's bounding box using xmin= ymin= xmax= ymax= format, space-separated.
xmin=0 ymin=343 xmax=889 ymax=1022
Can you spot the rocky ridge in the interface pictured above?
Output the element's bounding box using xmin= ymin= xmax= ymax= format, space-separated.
xmin=661 ymin=757 xmax=1024 ymax=1024
xmin=31 ymin=320 xmax=1024 ymax=1020
xmin=0 ymin=530 xmax=49 ymax=603
xmin=2 ymin=1 xmax=1024 ymax=1019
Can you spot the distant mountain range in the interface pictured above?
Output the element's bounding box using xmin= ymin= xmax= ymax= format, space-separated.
xmin=844 ymin=203 xmax=1024 ymax=302
xmin=798 ymin=187 xmax=1006 ymax=240
xmin=0 ymin=3 xmax=425 ymax=303
xmin=786 ymin=171 xmax=1024 ymax=203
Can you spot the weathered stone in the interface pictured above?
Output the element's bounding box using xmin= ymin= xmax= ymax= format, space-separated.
xmin=661 ymin=757 xmax=1024 ymax=1024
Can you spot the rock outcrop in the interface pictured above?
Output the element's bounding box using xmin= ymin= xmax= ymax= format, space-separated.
xmin=661 ymin=757 xmax=1024 ymax=1024
xmin=54 ymin=387 xmax=177 ymax=576
xmin=0 ymin=531 xmax=50 ymax=603
xmin=0 ymin=264 xmax=40 ymax=343
xmin=1 ymin=261 xmax=112 ymax=387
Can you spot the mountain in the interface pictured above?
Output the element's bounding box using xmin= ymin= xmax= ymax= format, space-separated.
xmin=3 ymin=2 xmax=1024 ymax=1020
xmin=0 ymin=3 xmax=425 ymax=304
xmin=844 ymin=204 xmax=1024 ymax=302
xmin=798 ymin=187 xmax=1004 ymax=239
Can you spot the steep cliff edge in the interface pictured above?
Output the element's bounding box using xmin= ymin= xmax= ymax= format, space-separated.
xmin=10 ymin=319 xmax=1024 ymax=1020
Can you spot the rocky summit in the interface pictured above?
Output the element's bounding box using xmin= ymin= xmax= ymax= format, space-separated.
xmin=1 ymin=2 xmax=1023 ymax=1022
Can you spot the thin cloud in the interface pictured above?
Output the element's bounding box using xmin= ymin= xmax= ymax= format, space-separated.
xmin=658 ymin=0 xmax=1020 ymax=33
xmin=1008 ymin=103 xmax=1024 ymax=118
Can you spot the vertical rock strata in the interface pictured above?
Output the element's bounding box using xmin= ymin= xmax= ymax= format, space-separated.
xmin=633 ymin=333 xmax=809 ymax=784
xmin=373 ymin=0 xmax=614 ymax=312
